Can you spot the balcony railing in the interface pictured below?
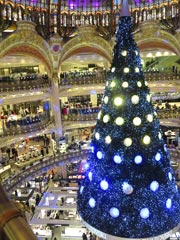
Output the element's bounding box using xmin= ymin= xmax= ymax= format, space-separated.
xmin=62 ymin=109 xmax=180 ymax=122
xmin=0 ymin=74 xmax=51 ymax=93
xmin=0 ymin=113 xmax=54 ymax=138
xmin=59 ymin=70 xmax=180 ymax=89
xmin=0 ymin=0 xmax=179 ymax=40
xmin=1 ymin=150 xmax=89 ymax=194
xmin=1 ymin=147 xmax=179 ymax=196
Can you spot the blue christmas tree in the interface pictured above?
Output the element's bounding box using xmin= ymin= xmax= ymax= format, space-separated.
xmin=77 ymin=0 xmax=180 ymax=239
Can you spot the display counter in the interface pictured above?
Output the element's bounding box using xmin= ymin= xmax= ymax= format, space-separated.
xmin=31 ymin=225 xmax=52 ymax=238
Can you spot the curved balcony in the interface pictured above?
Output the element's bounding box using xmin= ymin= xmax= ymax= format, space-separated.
xmin=62 ymin=108 xmax=180 ymax=122
xmin=0 ymin=112 xmax=54 ymax=140
xmin=59 ymin=71 xmax=180 ymax=89
xmin=1 ymin=150 xmax=89 ymax=195
xmin=1 ymin=148 xmax=179 ymax=197
xmin=0 ymin=74 xmax=51 ymax=94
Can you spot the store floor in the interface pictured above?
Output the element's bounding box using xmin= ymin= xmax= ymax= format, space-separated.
xmin=52 ymin=226 xmax=81 ymax=240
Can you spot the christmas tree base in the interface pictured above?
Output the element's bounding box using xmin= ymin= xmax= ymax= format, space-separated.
xmin=82 ymin=219 xmax=180 ymax=240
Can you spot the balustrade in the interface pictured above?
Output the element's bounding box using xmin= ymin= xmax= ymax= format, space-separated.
xmin=0 ymin=74 xmax=51 ymax=93
xmin=62 ymin=108 xmax=180 ymax=122
xmin=0 ymin=0 xmax=179 ymax=40
xmin=1 ymin=147 xmax=179 ymax=196
xmin=59 ymin=71 xmax=180 ymax=89
xmin=1 ymin=150 xmax=89 ymax=194
xmin=0 ymin=114 xmax=54 ymax=138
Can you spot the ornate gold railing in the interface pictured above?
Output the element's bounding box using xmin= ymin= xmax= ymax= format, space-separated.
xmin=0 ymin=0 xmax=179 ymax=40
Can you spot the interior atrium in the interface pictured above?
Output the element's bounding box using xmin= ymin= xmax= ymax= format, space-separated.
xmin=0 ymin=0 xmax=180 ymax=239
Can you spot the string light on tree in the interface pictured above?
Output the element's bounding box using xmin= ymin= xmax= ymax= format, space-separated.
xmin=121 ymin=50 xmax=127 ymax=56
xmin=100 ymin=180 xmax=109 ymax=190
xmin=110 ymin=81 xmax=116 ymax=88
xmin=124 ymin=137 xmax=132 ymax=147
xmin=133 ymin=117 xmax=141 ymax=126
xmin=135 ymin=67 xmax=139 ymax=73
xmin=111 ymin=67 xmax=115 ymax=73
xmin=115 ymin=117 xmax=124 ymax=125
xmin=109 ymin=208 xmax=119 ymax=218
xmin=143 ymin=135 xmax=151 ymax=145
xmin=103 ymin=115 xmax=110 ymax=123
xmin=113 ymin=155 xmax=122 ymax=164
xmin=124 ymin=67 xmax=129 ymax=73
xmin=131 ymin=95 xmax=139 ymax=104
xmin=137 ymin=81 xmax=142 ymax=87
xmin=146 ymin=114 xmax=153 ymax=122
xmin=104 ymin=96 xmax=109 ymax=104
xmin=95 ymin=132 xmax=100 ymax=140
xmin=122 ymin=81 xmax=129 ymax=88
xmin=114 ymin=97 xmax=123 ymax=106
xmin=105 ymin=135 xmax=112 ymax=144
xmin=140 ymin=208 xmax=150 ymax=219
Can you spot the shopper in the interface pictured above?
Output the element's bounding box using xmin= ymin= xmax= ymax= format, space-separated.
xmin=40 ymin=147 xmax=44 ymax=157
xmin=82 ymin=232 xmax=88 ymax=240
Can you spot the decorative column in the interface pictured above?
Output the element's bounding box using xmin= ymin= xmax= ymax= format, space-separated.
xmin=51 ymin=72 xmax=62 ymax=139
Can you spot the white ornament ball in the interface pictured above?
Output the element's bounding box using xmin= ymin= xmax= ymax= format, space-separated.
xmin=114 ymin=155 xmax=122 ymax=164
xmin=134 ymin=155 xmax=142 ymax=164
xmin=103 ymin=115 xmax=110 ymax=123
xmin=166 ymin=199 xmax=172 ymax=209
xmin=140 ymin=208 xmax=150 ymax=219
xmin=122 ymin=50 xmax=127 ymax=56
xmin=146 ymin=114 xmax=153 ymax=122
xmin=124 ymin=138 xmax=132 ymax=147
xmin=143 ymin=135 xmax=151 ymax=145
xmin=105 ymin=135 xmax=112 ymax=144
xmin=89 ymin=198 xmax=96 ymax=208
xmin=133 ymin=117 xmax=141 ymax=126
xmin=145 ymin=81 xmax=148 ymax=86
xmin=111 ymin=67 xmax=115 ymax=73
xmin=146 ymin=94 xmax=151 ymax=102
xmin=137 ymin=81 xmax=142 ymax=87
xmin=109 ymin=207 xmax=119 ymax=218
xmin=158 ymin=132 xmax=162 ymax=139
xmin=97 ymin=111 xmax=101 ymax=120
xmin=135 ymin=67 xmax=139 ymax=73
xmin=80 ymin=186 xmax=84 ymax=194
xmin=84 ymin=163 xmax=89 ymax=170
xmin=124 ymin=67 xmax=129 ymax=73
xmin=104 ymin=96 xmax=109 ymax=104
xmin=115 ymin=117 xmax=124 ymax=126
xmin=110 ymin=81 xmax=116 ymax=88
xmin=131 ymin=95 xmax=139 ymax=104
xmin=88 ymin=172 xmax=92 ymax=181
xmin=122 ymin=81 xmax=129 ymax=88
xmin=155 ymin=152 xmax=161 ymax=161
xmin=168 ymin=172 xmax=172 ymax=181
xmin=97 ymin=151 xmax=103 ymax=159
xmin=100 ymin=180 xmax=109 ymax=190
xmin=122 ymin=182 xmax=133 ymax=195
xmin=114 ymin=97 xmax=123 ymax=106
xmin=150 ymin=181 xmax=159 ymax=192
xmin=95 ymin=132 xmax=100 ymax=140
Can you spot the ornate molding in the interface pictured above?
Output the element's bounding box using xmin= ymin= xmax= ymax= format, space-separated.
xmin=135 ymin=21 xmax=180 ymax=55
xmin=0 ymin=21 xmax=54 ymax=74
xmin=59 ymin=26 xmax=112 ymax=65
